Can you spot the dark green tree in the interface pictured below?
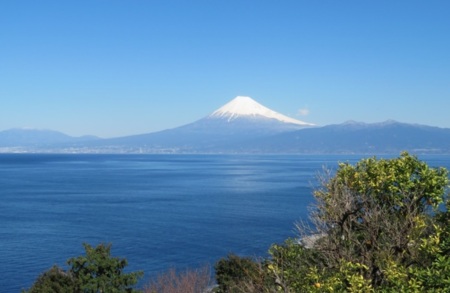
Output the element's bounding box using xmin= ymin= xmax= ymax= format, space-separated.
xmin=24 ymin=265 xmax=76 ymax=293
xmin=68 ymin=243 xmax=143 ymax=293
xmin=214 ymin=254 xmax=269 ymax=293
xmin=25 ymin=243 xmax=143 ymax=293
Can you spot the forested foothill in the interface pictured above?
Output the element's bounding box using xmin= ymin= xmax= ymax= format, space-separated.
xmin=24 ymin=152 xmax=450 ymax=292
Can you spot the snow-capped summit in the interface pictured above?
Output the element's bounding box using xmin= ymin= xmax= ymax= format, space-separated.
xmin=209 ymin=96 xmax=314 ymax=126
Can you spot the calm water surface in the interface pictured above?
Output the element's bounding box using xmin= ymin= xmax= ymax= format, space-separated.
xmin=1 ymin=154 xmax=449 ymax=292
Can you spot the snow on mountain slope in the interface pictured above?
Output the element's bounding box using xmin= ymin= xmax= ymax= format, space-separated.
xmin=209 ymin=96 xmax=314 ymax=126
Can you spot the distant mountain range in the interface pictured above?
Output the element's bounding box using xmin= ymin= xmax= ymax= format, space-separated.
xmin=0 ymin=128 xmax=99 ymax=147
xmin=1 ymin=96 xmax=450 ymax=154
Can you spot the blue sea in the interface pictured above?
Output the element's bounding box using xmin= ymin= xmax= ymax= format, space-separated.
xmin=1 ymin=154 xmax=449 ymax=292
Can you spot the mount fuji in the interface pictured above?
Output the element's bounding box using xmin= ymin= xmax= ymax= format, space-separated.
xmin=101 ymin=96 xmax=314 ymax=152
xmin=208 ymin=96 xmax=313 ymax=126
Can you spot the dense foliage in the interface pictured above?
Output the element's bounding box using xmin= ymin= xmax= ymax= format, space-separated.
xmin=25 ymin=243 xmax=143 ymax=293
xmin=308 ymin=152 xmax=448 ymax=290
xmin=213 ymin=152 xmax=450 ymax=292
xmin=214 ymin=254 xmax=271 ymax=292
xmin=24 ymin=265 xmax=77 ymax=293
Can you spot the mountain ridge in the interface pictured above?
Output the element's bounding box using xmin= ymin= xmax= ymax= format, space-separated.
xmin=0 ymin=128 xmax=100 ymax=147
xmin=1 ymin=97 xmax=449 ymax=154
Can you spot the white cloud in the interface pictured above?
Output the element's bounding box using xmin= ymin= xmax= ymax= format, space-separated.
xmin=298 ymin=108 xmax=310 ymax=116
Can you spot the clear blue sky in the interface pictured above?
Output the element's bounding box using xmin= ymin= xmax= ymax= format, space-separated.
xmin=1 ymin=1 xmax=449 ymax=138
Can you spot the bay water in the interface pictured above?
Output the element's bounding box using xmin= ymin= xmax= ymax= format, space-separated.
xmin=1 ymin=154 xmax=449 ymax=292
